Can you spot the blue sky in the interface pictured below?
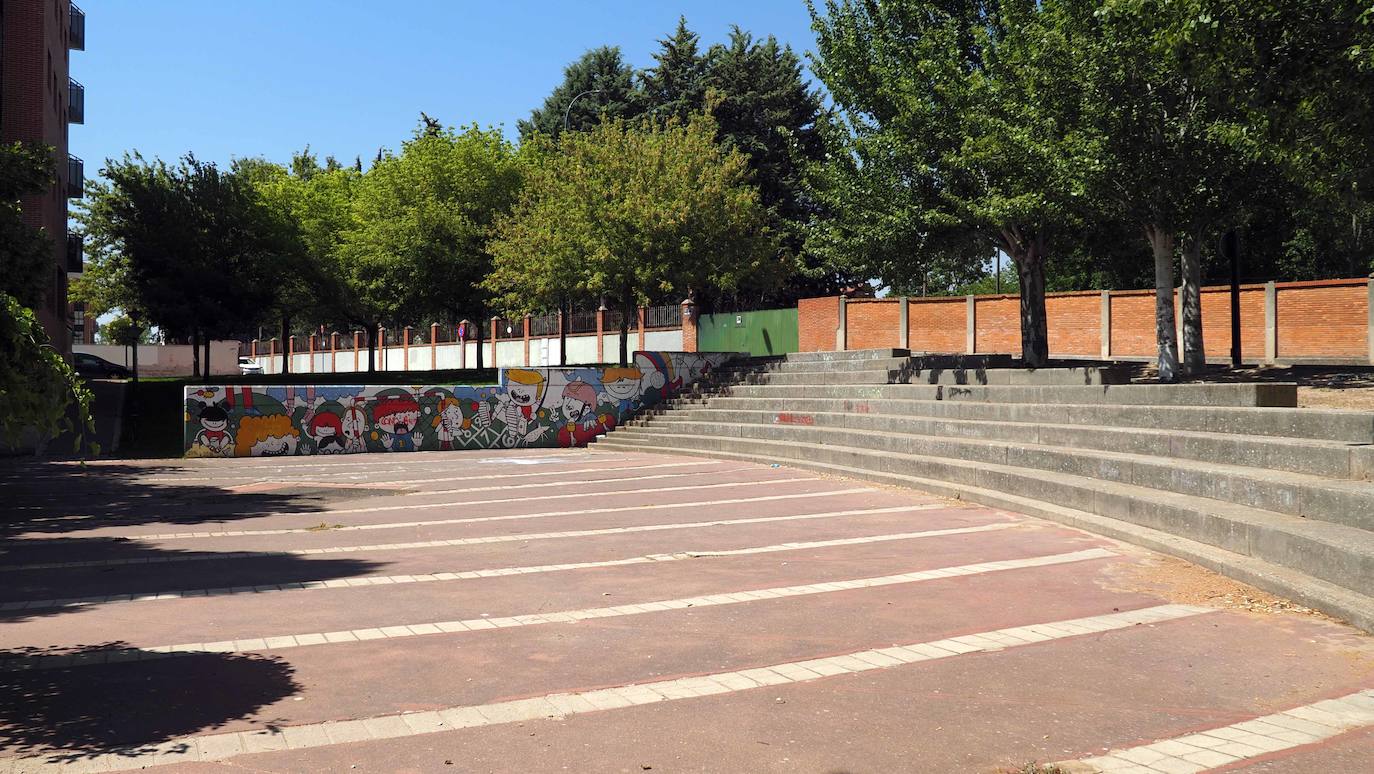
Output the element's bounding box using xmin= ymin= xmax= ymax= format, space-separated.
xmin=74 ymin=1 xmax=822 ymax=173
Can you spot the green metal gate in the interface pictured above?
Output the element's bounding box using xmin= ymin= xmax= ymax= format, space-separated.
xmin=697 ymin=308 xmax=799 ymax=356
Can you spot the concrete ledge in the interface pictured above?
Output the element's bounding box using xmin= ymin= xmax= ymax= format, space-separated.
xmin=722 ymin=382 xmax=1299 ymax=407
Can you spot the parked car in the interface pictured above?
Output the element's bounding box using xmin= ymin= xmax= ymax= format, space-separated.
xmin=238 ymin=356 xmax=264 ymax=376
xmin=74 ymin=352 xmax=130 ymax=379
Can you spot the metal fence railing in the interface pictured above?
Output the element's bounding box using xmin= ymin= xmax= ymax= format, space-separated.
xmin=645 ymin=304 xmax=681 ymax=329
xmin=530 ymin=313 xmax=559 ymax=337
xmin=567 ymin=310 xmax=598 ymax=333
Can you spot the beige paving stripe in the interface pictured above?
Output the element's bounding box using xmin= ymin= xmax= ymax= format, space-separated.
xmin=0 ymin=502 xmax=933 ymax=573
xmin=29 ymin=477 xmax=830 ymax=538
xmin=0 ymin=603 xmax=1210 ymax=770
xmin=127 ymin=487 xmax=876 ymax=541
xmin=135 ymin=453 xmax=636 ymax=480
xmin=5 ymin=523 xmax=1017 ymax=612
xmin=0 ymin=547 xmax=1115 ymax=673
xmin=415 ymin=468 xmax=746 ymax=495
xmin=142 ymin=459 xmax=719 ymax=487
xmin=1062 ymin=688 xmax=1374 ymax=772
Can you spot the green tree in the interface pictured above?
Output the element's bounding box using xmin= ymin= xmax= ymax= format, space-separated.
xmin=641 ymin=17 xmax=709 ymax=126
xmin=0 ymin=293 xmax=94 ymax=454
xmin=0 ymin=141 xmax=56 ymax=307
xmin=518 ymin=47 xmax=643 ymax=140
xmin=341 ymin=120 xmax=522 ymax=370
xmin=809 ymin=0 xmax=1093 ymax=366
xmin=487 ymin=113 xmax=777 ymax=364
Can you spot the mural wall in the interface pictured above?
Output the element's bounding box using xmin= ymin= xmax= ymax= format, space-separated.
xmin=184 ymin=351 xmax=732 ymax=458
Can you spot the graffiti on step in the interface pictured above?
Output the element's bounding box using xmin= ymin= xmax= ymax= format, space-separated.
xmin=184 ymin=352 xmax=730 ymax=457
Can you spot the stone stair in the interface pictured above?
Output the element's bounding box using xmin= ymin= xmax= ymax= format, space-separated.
xmin=600 ymin=349 xmax=1374 ymax=631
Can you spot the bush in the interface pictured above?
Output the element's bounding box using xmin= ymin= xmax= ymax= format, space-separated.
xmin=0 ymin=293 xmax=95 ymax=454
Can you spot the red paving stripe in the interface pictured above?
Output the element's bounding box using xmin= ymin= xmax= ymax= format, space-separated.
xmin=0 ymin=548 xmax=1115 ymax=671
xmin=0 ymin=604 xmax=1211 ymax=770
xmin=0 ymin=523 xmax=1020 ymax=612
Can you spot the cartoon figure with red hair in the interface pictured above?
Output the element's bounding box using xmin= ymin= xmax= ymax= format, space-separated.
xmin=341 ymin=400 xmax=368 ymax=454
xmin=555 ymin=380 xmax=613 ymax=447
xmin=372 ymin=393 xmax=422 ymax=451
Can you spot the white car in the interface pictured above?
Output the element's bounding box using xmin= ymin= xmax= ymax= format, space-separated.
xmin=238 ymin=356 xmax=264 ymax=376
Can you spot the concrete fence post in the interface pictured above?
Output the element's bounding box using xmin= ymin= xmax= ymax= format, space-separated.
xmin=330 ymin=332 xmax=339 ymax=373
xmin=681 ymin=298 xmax=697 ymax=353
xmin=353 ymin=331 xmax=361 ymax=372
xmin=1367 ymin=276 xmax=1374 ymax=365
xmin=1100 ymin=291 xmax=1112 ymax=359
xmin=898 ymin=296 xmax=910 ymax=350
xmin=523 ymin=313 xmax=532 ymax=367
xmin=596 ymin=303 xmax=606 ymax=362
xmin=430 ymin=322 xmax=439 ymax=371
xmin=250 ymin=340 xmax=258 ymax=358
xmin=637 ymin=306 xmax=646 ymax=354
xmin=1175 ymin=287 xmax=1184 ymax=354
xmin=458 ymin=320 xmax=469 ymax=370
xmin=269 ymin=338 xmax=277 ymax=375
xmin=308 ymin=333 xmax=317 ymax=374
xmin=1264 ymin=281 xmax=1278 ymax=363
xmin=835 ymin=296 xmax=847 ymax=351
xmin=490 ymin=316 xmax=500 ymax=369
xmin=377 ymin=327 xmax=386 ymax=370
xmin=287 ymin=336 xmax=296 ymax=373
xmin=402 ymin=326 xmax=412 ymax=371
xmin=965 ymin=296 xmax=976 ymax=354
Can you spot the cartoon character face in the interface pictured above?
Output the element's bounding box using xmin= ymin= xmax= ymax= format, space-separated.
xmin=342 ymin=407 xmax=367 ymax=440
xmin=251 ymin=433 xmax=299 ymax=456
xmin=441 ymin=401 xmax=462 ymax=428
xmin=603 ymin=376 xmax=639 ymax=401
xmin=236 ymin=415 xmax=300 ymax=457
xmin=199 ymin=404 xmax=229 ymax=433
xmin=560 ymin=394 xmax=589 ymax=422
xmin=559 ymin=381 xmax=598 ymax=423
xmin=509 ymin=383 xmax=540 ymax=407
xmin=378 ymin=410 xmax=419 ymax=436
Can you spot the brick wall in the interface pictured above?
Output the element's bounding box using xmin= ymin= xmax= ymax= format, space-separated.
xmin=846 ymin=298 xmax=901 ymax=349
xmin=909 ymin=298 xmax=965 ymax=353
xmin=798 ymin=296 xmax=840 ymax=352
xmin=798 ymin=278 xmax=1374 ymax=364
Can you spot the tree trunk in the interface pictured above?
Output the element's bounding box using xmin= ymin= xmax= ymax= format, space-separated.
xmin=1013 ymin=250 xmax=1048 ymax=368
xmin=279 ymin=314 xmax=292 ymax=375
xmin=997 ymin=227 xmax=1049 ymax=368
xmin=191 ymin=328 xmax=201 ymax=378
xmin=203 ymin=335 xmax=211 ymax=379
xmin=474 ymin=315 xmax=485 ymax=371
xmin=365 ymin=325 xmax=376 ymax=373
xmin=130 ymin=319 xmax=140 ymax=385
xmin=1147 ymin=226 xmax=1180 ymax=383
xmin=1180 ymin=233 xmax=1206 ymax=375
xmin=619 ymin=286 xmax=633 ymax=366
xmin=559 ymin=299 xmax=568 ymax=366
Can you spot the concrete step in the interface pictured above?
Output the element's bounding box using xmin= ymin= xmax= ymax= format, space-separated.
xmin=595 ymin=430 xmax=1374 ymax=625
xmin=695 ymin=396 xmax=1374 ymax=444
xmin=718 ymin=356 xmax=913 ymax=375
xmin=651 ymin=406 xmax=1373 ymax=480
xmin=624 ymin=418 xmax=1374 ymax=531
xmin=734 ymin=369 xmax=903 ymax=386
xmin=781 ymin=348 xmax=909 ymax=363
xmin=900 ymin=366 xmax=1128 ymax=386
xmin=720 ymin=382 xmax=1298 ymax=407
xmin=590 ymin=436 xmax=1374 ymax=633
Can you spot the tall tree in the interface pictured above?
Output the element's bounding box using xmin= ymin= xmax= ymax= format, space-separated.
xmin=341 ymin=120 xmax=522 ymax=370
xmin=487 ymin=113 xmax=777 ymax=364
xmin=640 ymin=17 xmax=708 ymax=126
xmin=0 ymin=141 xmax=56 ymax=308
xmin=518 ymin=47 xmax=643 ymax=140
xmin=809 ymin=0 xmax=1092 ymax=366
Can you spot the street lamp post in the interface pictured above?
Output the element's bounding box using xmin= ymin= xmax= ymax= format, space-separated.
xmin=562 ymin=88 xmax=604 ymax=133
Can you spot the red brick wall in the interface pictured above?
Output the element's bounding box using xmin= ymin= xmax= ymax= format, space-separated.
xmin=909 ymin=298 xmax=965 ymax=352
xmin=1277 ymin=279 xmax=1367 ymax=359
xmin=845 ymin=299 xmax=901 ymax=349
xmin=1045 ymin=292 xmax=1101 ymax=356
xmin=796 ymin=278 xmax=1372 ymax=363
xmin=974 ymin=296 xmax=1019 ymax=354
xmin=798 ymin=296 xmax=839 ymax=352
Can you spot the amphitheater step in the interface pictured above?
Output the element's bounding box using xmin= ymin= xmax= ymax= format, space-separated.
xmin=720 ymin=382 xmax=1298 ymax=407
xmin=590 ymin=437 xmax=1374 ymax=633
xmin=693 ymin=396 xmax=1374 ymax=444
xmin=621 ymin=418 xmax=1374 ymax=531
xmin=594 ymin=430 xmax=1374 ymax=629
xmin=780 ymin=348 xmax=910 ymax=362
xmin=651 ymin=406 xmax=1373 ymax=480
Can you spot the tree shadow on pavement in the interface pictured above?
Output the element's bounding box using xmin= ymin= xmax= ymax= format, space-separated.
xmin=0 ymin=642 xmax=299 ymax=765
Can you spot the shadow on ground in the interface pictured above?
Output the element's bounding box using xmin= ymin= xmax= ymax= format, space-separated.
xmin=0 ymin=459 xmax=387 ymax=623
xmin=0 ymin=643 xmax=298 ymax=764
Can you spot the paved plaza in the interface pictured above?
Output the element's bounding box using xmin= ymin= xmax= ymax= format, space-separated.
xmin=1 ymin=450 xmax=1372 ymax=772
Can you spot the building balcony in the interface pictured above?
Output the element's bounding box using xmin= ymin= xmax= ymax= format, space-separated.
xmin=67 ymin=233 xmax=84 ymax=274
xmin=69 ymin=3 xmax=85 ymax=50
xmin=68 ymin=78 xmax=84 ymax=124
xmin=67 ymin=155 xmax=84 ymax=198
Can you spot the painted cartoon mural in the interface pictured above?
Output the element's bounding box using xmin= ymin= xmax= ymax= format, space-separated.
xmin=184 ymin=351 xmax=732 ymax=457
